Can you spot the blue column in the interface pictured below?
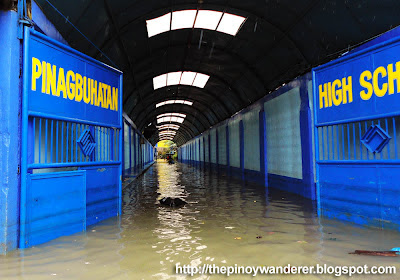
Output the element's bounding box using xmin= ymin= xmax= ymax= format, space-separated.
xmin=198 ymin=139 xmax=201 ymax=165
xmin=128 ymin=125 xmax=132 ymax=172
xmin=259 ymin=109 xmax=268 ymax=187
xmin=226 ymin=125 xmax=230 ymax=173
xmin=0 ymin=10 xmax=20 ymax=254
xmin=299 ymin=77 xmax=316 ymax=200
xmin=208 ymin=134 xmax=211 ymax=167
xmin=133 ymin=131 xmax=137 ymax=172
xmin=202 ymin=137 xmax=206 ymax=168
xmin=239 ymin=120 xmax=244 ymax=179
xmin=216 ymin=129 xmax=219 ymax=169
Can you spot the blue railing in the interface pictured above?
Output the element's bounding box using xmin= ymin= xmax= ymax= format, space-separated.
xmin=316 ymin=116 xmax=399 ymax=162
xmin=28 ymin=115 xmax=120 ymax=170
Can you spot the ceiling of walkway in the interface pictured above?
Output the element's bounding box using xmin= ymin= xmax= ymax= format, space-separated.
xmin=35 ymin=0 xmax=400 ymax=145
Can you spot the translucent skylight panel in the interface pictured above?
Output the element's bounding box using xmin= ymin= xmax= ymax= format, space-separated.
xmin=193 ymin=73 xmax=210 ymax=88
xmin=180 ymin=71 xmax=197 ymax=85
xmin=156 ymin=101 xmax=166 ymax=108
xmin=194 ymin=10 xmax=223 ymax=30
xmin=158 ymin=124 xmax=180 ymax=130
xmin=157 ymin=116 xmax=184 ymax=124
xmin=153 ymin=74 xmax=167 ymax=90
xmin=157 ymin=113 xmax=186 ymax=118
xmin=171 ymin=10 xmax=197 ymax=30
xmin=167 ymin=72 xmax=182 ymax=86
xmin=146 ymin=13 xmax=171 ymax=37
xmin=216 ymin=13 xmax=246 ymax=36
xmin=155 ymin=100 xmax=194 ymax=108
xmin=159 ymin=132 xmax=176 ymax=135
xmin=153 ymin=71 xmax=209 ymax=89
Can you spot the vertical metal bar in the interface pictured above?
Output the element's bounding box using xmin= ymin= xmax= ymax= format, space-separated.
xmin=61 ymin=122 xmax=64 ymax=162
xmin=109 ymin=128 xmax=111 ymax=161
xmin=393 ymin=117 xmax=398 ymax=159
xmin=342 ymin=124 xmax=345 ymax=160
xmin=359 ymin=122 xmax=362 ymax=160
xmin=70 ymin=123 xmax=73 ymax=162
xmin=321 ymin=127 xmax=325 ymax=160
xmin=50 ymin=120 xmax=53 ymax=163
xmin=327 ymin=125 xmax=330 ymax=160
xmin=99 ymin=127 xmax=101 ymax=161
xmin=336 ymin=124 xmax=339 ymax=160
xmin=71 ymin=123 xmax=74 ymax=162
xmin=75 ymin=123 xmax=78 ymax=162
xmin=378 ymin=119 xmax=381 ymax=160
xmin=365 ymin=121 xmax=369 ymax=160
xmin=45 ymin=119 xmax=48 ymax=163
xmin=372 ymin=120 xmax=376 ymax=160
xmin=66 ymin=122 xmax=69 ymax=162
xmin=385 ymin=118 xmax=390 ymax=159
xmin=38 ymin=118 xmax=42 ymax=163
xmin=347 ymin=124 xmax=350 ymax=159
xmin=331 ymin=125 xmax=334 ymax=160
xmin=33 ymin=118 xmax=36 ymax=163
xmin=353 ymin=122 xmax=356 ymax=160
xmin=56 ymin=121 xmax=58 ymax=162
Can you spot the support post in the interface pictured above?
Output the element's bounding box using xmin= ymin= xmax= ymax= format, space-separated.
xmin=0 ymin=10 xmax=21 ymax=253
xmin=226 ymin=125 xmax=230 ymax=174
xmin=299 ymin=78 xmax=315 ymax=200
xmin=239 ymin=120 xmax=244 ymax=180
xmin=259 ymin=109 xmax=268 ymax=187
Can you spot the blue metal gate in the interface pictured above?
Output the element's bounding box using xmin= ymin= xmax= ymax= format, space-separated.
xmin=313 ymin=36 xmax=400 ymax=229
xmin=21 ymin=27 xmax=123 ymax=248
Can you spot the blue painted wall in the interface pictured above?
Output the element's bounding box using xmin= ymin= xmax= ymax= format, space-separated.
xmin=122 ymin=114 xmax=154 ymax=181
xmin=0 ymin=10 xmax=21 ymax=254
xmin=179 ymin=74 xmax=316 ymax=200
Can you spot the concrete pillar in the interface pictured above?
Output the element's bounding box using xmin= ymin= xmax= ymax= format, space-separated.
xmin=133 ymin=132 xmax=137 ymax=171
xmin=216 ymin=129 xmax=219 ymax=169
xmin=128 ymin=126 xmax=132 ymax=171
xmin=0 ymin=10 xmax=21 ymax=254
xmin=239 ymin=120 xmax=244 ymax=179
xmin=259 ymin=109 xmax=268 ymax=187
xmin=226 ymin=125 xmax=230 ymax=173
xmin=299 ymin=79 xmax=315 ymax=200
xmin=208 ymin=134 xmax=211 ymax=168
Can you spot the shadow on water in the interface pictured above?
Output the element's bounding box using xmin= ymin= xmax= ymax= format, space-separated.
xmin=1 ymin=161 xmax=399 ymax=279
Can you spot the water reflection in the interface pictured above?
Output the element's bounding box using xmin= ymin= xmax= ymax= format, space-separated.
xmin=0 ymin=161 xmax=399 ymax=279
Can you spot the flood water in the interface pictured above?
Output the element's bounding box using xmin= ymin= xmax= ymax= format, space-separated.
xmin=1 ymin=161 xmax=399 ymax=279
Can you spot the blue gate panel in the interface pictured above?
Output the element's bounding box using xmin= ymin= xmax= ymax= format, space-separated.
xmin=21 ymin=27 xmax=123 ymax=249
xmin=83 ymin=165 xmax=119 ymax=226
xmin=23 ymin=171 xmax=86 ymax=248
xmin=319 ymin=164 xmax=400 ymax=230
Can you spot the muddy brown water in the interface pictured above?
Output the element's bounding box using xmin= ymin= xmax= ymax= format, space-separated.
xmin=1 ymin=161 xmax=399 ymax=279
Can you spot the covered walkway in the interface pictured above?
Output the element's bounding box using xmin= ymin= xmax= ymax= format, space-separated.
xmin=1 ymin=1 xmax=400 ymax=278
